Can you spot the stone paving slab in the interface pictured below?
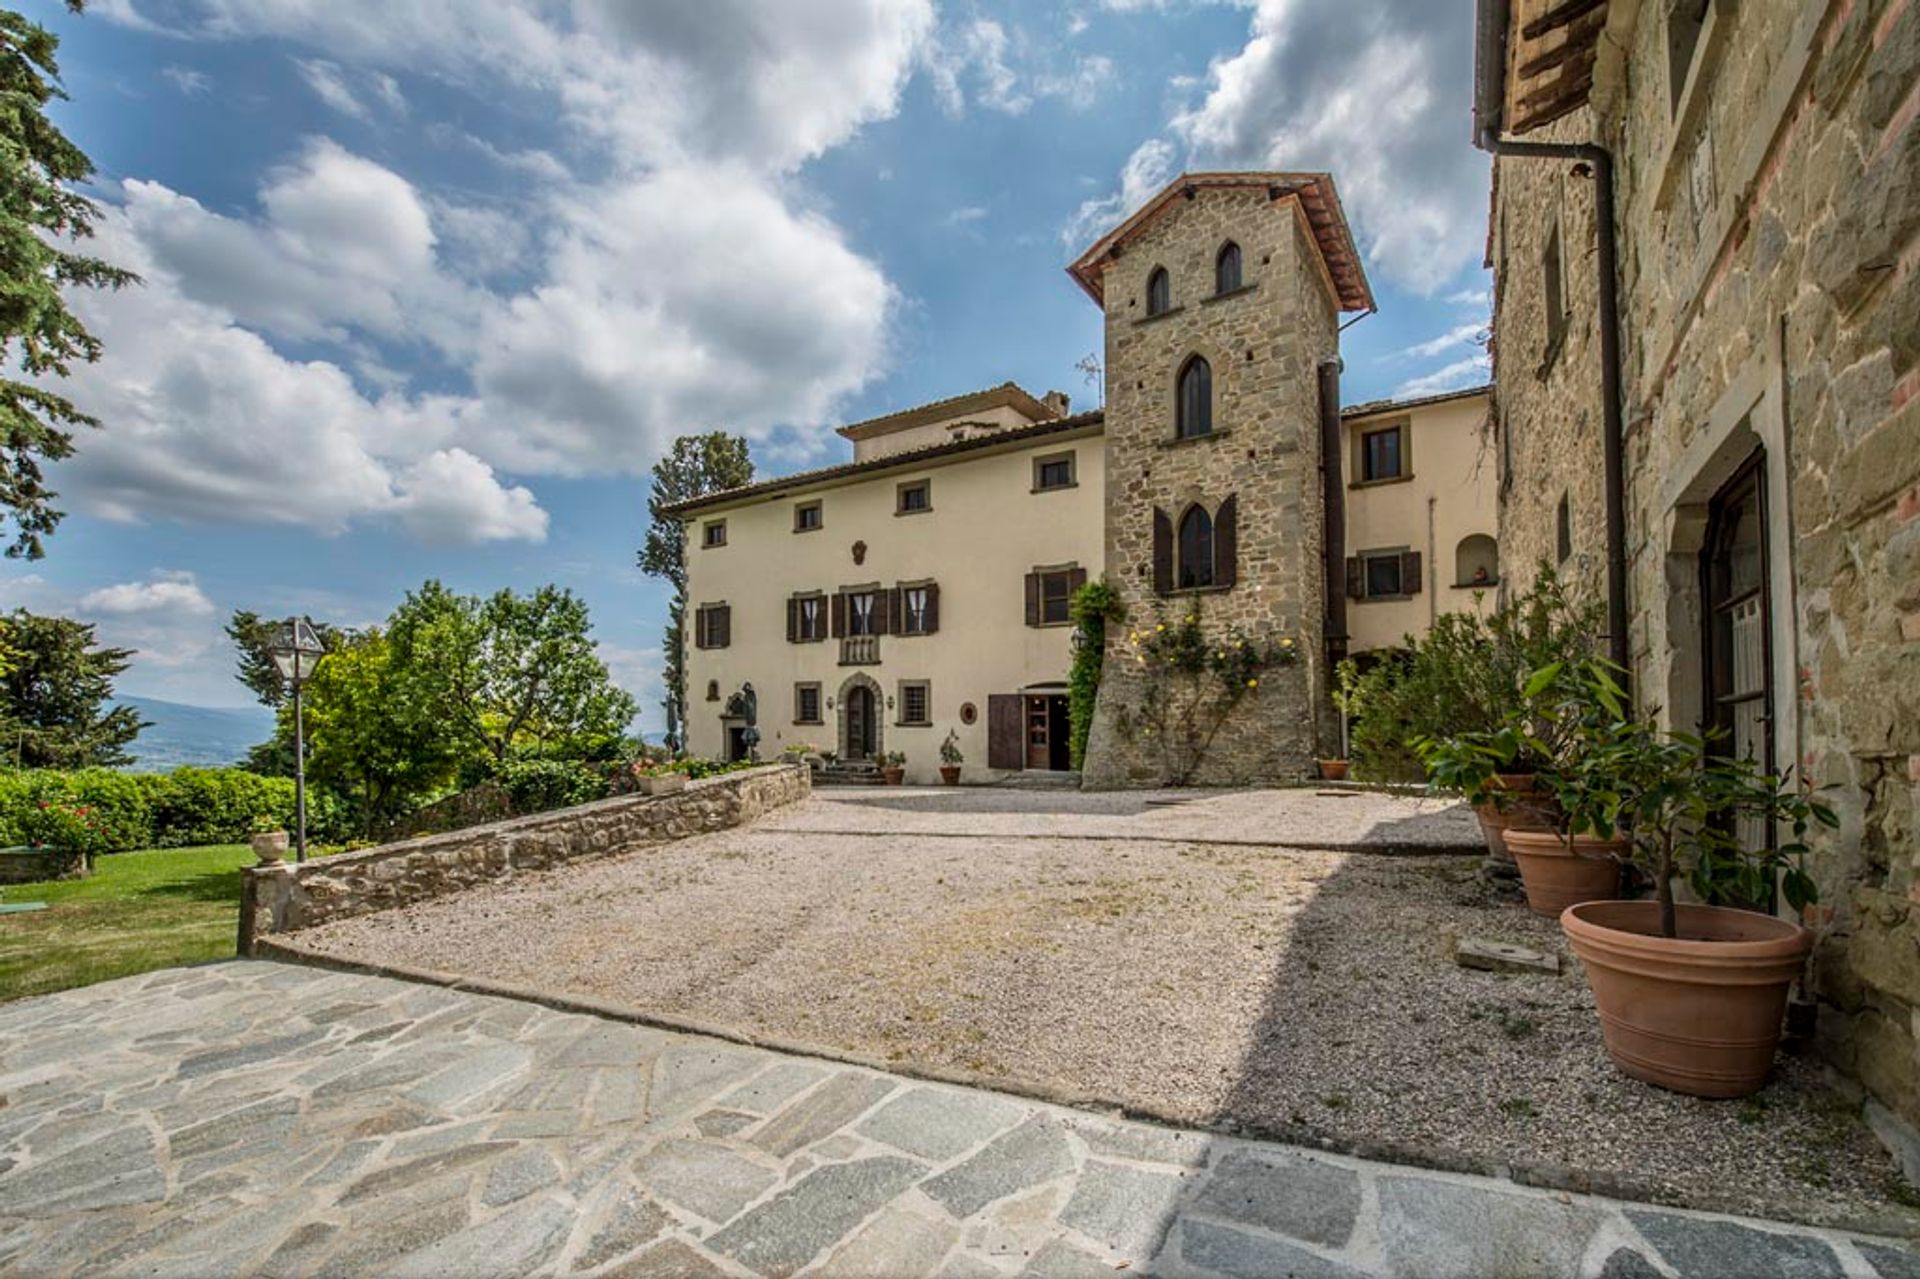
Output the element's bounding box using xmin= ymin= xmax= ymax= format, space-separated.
xmin=1 ymin=961 xmax=1914 ymax=1279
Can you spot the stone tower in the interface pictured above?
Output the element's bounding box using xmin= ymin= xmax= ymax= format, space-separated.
xmin=1070 ymin=173 xmax=1373 ymax=788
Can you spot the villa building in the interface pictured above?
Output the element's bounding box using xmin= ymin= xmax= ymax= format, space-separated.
xmin=1475 ymin=0 xmax=1920 ymax=1168
xmin=671 ymin=172 xmax=1496 ymax=785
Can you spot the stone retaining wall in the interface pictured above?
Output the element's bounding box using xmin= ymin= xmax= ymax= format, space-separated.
xmin=239 ymin=763 xmax=808 ymax=948
xmin=0 ymin=847 xmax=87 ymax=885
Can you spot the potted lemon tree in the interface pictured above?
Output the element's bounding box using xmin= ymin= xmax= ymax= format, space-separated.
xmin=1543 ymin=658 xmax=1833 ymax=1098
xmin=938 ymin=730 xmax=964 ymax=785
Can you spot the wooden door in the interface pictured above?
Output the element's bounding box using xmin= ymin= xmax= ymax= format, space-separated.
xmin=987 ymin=694 xmax=1024 ymax=770
xmin=1702 ymin=451 xmax=1772 ymax=856
xmin=844 ymin=686 xmax=874 ymax=760
xmin=1025 ymin=695 xmax=1052 ymax=770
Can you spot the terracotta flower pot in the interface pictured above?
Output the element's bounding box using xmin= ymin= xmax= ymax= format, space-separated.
xmin=1562 ymin=899 xmax=1812 ymax=1098
xmin=881 ymin=766 xmax=906 ymax=785
xmin=1502 ymin=829 xmax=1624 ymax=917
xmin=1316 ymin=759 xmax=1350 ymax=781
xmin=939 ymin=765 xmax=961 ymax=786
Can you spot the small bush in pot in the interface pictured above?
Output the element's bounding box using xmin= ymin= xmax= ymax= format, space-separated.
xmin=1542 ymin=657 xmax=1835 ymax=1098
xmin=880 ymin=751 xmax=907 ymax=785
xmin=938 ymin=731 xmax=963 ymax=785
xmin=248 ymin=813 xmax=289 ymax=865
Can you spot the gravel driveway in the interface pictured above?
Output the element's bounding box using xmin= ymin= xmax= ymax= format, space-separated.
xmin=291 ymin=787 xmax=1918 ymax=1232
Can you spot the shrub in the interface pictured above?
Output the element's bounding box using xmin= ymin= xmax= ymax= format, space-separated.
xmin=17 ymin=796 xmax=120 ymax=859
xmin=148 ymin=768 xmax=296 ymax=848
xmin=0 ymin=767 xmax=313 ymax=852
xmin=497 ymin=758 xmax=605 ymax=814
xmin=1068 ymin=577 xmax=1124 ymax=769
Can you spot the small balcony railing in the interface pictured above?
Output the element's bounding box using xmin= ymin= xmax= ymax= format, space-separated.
xmin=840 ymin=635 xmax=880 ymax=665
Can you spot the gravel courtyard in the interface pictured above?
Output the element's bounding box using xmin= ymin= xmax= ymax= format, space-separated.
xmin=292 ymin=787 xmax=1919 ymax=1232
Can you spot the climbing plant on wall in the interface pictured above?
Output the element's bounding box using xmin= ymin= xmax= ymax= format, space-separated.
xmin=1067 ymin=577 xmax=1124 ymax=769
xmin=1114 ymin=603 xmax=1300 ymax=785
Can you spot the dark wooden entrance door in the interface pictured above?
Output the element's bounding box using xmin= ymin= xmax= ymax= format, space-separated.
xmin=1702 ymin=450 xmax=1772 ymax=854
xmin=844 ymin=685 xmax=875 ymax=761
xmin=1024 ymin=694 xmax=1071 ymax=771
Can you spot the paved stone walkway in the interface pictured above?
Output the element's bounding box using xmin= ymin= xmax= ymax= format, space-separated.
xmin=2 ymin=963 xmax=1914 ymax=1279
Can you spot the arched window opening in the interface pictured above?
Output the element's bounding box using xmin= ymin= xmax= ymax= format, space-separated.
xmin=1178 ymin=505 xmax=1215 ymax=589
xmin=1176 ymin=355 xmax=1213 ymax=439
xmin=1455 ymin=534 xmax=1499 ymax=587
xmin=1146 ymin=267 xmax=1171 ymax=317
xmin=1215 ymin=241 xmax=1242 ymax=294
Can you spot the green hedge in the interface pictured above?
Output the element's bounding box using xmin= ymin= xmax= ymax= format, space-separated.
xmin=0 ymin=768 xmax=314 ymax=852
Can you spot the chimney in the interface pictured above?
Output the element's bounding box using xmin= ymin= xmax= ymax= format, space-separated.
xmin=1040 ymin=390 xmax=1071 ymax=418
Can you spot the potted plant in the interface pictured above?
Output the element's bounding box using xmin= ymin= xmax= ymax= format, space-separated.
xmin=634 ymin=760 xmax=689 ymax=795
xmin=938 ymin=731 xmax=963 ymax=785
xmin=1541 ymin=659 xmax=1834 ymax=1097
xmin=248 ymin=814 xmax=290 ymax=865
xmin=880 ymin=751 xmax=907 ymax=785
xmin=1318 ymin=658 xmax=1360 ymax=780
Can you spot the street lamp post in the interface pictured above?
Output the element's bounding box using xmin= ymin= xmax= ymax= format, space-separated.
xmin=269 ymin=618 xmax=326 ymax=863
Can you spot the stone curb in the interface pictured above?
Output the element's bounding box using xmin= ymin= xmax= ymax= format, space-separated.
xmin=248 ymin=941 xmax=1920 ymax=1240
xmin=753 ymin=827 xmax=1482 ymax=857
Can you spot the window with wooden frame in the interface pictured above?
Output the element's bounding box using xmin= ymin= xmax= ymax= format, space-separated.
xmin=1177 ymin=506 xmax=1214 ymax=589
xmin=891 ymin=581 xmax=939 ymax=636
xmin=793 ymin=500 xmax=823 ymax=532
xmin=1033 ymin=452 xmax=1076 ymax=492
xmin=786 ymin=593 xmax=827 ymax=643
xmin=1215 ymin=241 xmax=1242 ymax=295
xmin=897 ymin=680 xmax=931 ymax=727
xmin=794 ymin=682 xmax=823 ymax=725
xmin=833 ymin=589 xmax=886 ymax=637
xmin=1025 ymin=565 xmax=1086 ymax=627
xmin=694 ymin=602 xmax=731 ymax=648
xmin=896 ymin=479 xmax=932 ymax=515
xmin=1357 ymin=423 xmax=1408 ymax=483
xmin=1344 ymin=549 xmax=1421 ymax=602
xmin=1146 ymin=266 xmax=1171 ymax=316
xmin=1151 ymin=496 xmax=1237 ymax=595
xmin=1176 ymin=355 xmax=1213 ymax=438
xmin=701 ymin=519 xmax=727 ymax=548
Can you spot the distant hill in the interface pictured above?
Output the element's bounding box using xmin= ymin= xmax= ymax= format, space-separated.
xmin=119 ymin=696 xmax=275 ymax=773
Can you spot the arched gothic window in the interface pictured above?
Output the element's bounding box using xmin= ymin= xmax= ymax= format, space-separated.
xmin=1215 ymin=241 xmax=1242 ymax=294
xmin=1146 ymin=267 xmax=1171 ymax=316
xmin=1177 ymin=355 xmax=1212 ymax=438
xmin=1178 ymin=505 xmax=1215 ymax=589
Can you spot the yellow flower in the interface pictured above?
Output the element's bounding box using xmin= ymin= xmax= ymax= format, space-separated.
xmin=1247 ymin=678 xmax=1259 ymax=689
xmin=1282 ymin=637 xmax=1294 ymax=648
xmin=1156 ymin=623 xmax=1165 ymax=632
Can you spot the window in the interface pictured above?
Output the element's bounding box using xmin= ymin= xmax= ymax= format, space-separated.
xmin=896 ymin=583 xmax=936 ymax=635
xmin=1034 ymin=453 xmax=1076 ymax=492
xmin=794 ymin=500 xmax=822 ymax=532
xmin=1026 ymin=566 xmax=1084 ymax=627
xmin=896 ymin=479 xmax=931 ymax=515
xmin=898 ymin=680 xmax=931 ymax=727
xmin=706 ymin=679 xmax=720 ymax=702
xmin=847 ymin=590 xmax=878 ymax=636
xmin=1543 ymin=217 xmax=1568 ymax=363
xmin=1557 ymin=493 xmax=1573 ymax=564
xmin=788 ymin=593 xmax=826 ymax=643
xmin=1346 ymin=549 xmax=1421 ymax=602
xmin=1146 ymin=267 xmax=1171 ymax=316
xmin=1176 ymin=355 xmax=1212 ymax=439
xmin=694 ymin=603 xmax=731 ymax=649
xmin=1366 ymin=554 xmax=1403 ymax=598
xmin=1667 ymin=0 xmax=1709 ymax=117
xmin=1360 ymin=425 xmax=1406 ymax=482
xmin=795 ymin=683 xmax=822 ymax=725
xmin=1215 ymin=241 xmax=1242 ymax=295
xmin=1177 ymin=506 xmax=1215 ymax=589
xmin=702 ymin=519 xmax=727 ymax=548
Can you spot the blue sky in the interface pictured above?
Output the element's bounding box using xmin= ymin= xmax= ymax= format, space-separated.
xmin=4 ymin=0 xmax=1491 ymax=734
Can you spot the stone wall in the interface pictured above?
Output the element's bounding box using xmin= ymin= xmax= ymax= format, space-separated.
xmin=240 ymin=763 xmax=810 ymax=944
xmin=0 ymin=847 xmax=86 ymax=886
xmin=1082 ymin=187 xmax=1336 ymax=787
xmin=1489 ymin=0 xmax=1920 ymax=1159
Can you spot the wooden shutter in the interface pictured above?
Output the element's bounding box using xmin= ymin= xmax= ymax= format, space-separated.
xmin=1152 ymin=508 xmax=1173 ymax=595
xmin=786 ymin=597 xmax=798 ymax=643
xmin=871 ymin=589 xmax=891 ymax=635
xmin=1215 ymin=494 xmax=1238 ymax=588
xmin=1067 ymin=567 xmax=1088 ymax=596
xmin=831 ymin=592 xmax=846 ymax=638
xmin=924 ymin=582 xmax=940 ymax=634
xmin=889 ymin=586 xmax=906 ymax=634
xmin=1024 ymin=572 xmax=1042 ymax=627
xmin=1346 ymin=556 xmax=1365 ymax=600
xmin=715 ymin=605 xmax=731 ymax=648
xmin=987 ymin=694 xmax=1024 ymax=770
xmin=694 ymin=607 xmax=706 ymax=649
xmin=1402 ymin=550 xmax=1423 ymax=596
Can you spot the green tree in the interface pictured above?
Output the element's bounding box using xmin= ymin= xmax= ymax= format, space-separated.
xmin=0 ymin=608 xmax=146 ymax=767
xmin=224 ymin=609 xmax=349 ymax=707
xmin=638 ymin=433 xmax=751 ymax=750
xmin=0 ymin=1 xmax=139 ymax=559
xmin=388 ymin=580 xmax=638 ymax=765
xmin=296 ymin=628 xmax=462 ymax=834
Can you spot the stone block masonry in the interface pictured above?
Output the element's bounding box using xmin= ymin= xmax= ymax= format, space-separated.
xmin=240 ymin=763 xmax=809 ymax=945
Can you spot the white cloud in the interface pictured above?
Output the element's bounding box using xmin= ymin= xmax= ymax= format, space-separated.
xmin=79 ymin=570 xmax=216 ymax=617
xmin=161 ymin=65 xmax=210 ymax=94
xmin=1395 ymin=353 xmax=1491 ymax=398
xmin=1064 ymin=137 xmax=1177 ymax=249
xmin=296 ymin=58 xmax=370 ymax=119
xmin=1389 ymin=322 xmax=1485 ymax=363
xmin=1446 ymin=287 xmax=1491 ymax=307
xmin=393 ymin=449 xmax=547 ymax=545
xmin=927 ymin=18 xmax=1118 ymax=118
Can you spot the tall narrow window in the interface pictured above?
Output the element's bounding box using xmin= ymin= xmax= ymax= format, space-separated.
xmin=1215 ymin=242 xmax=1242 ymax=295
xmin=1176 ymin=356 xmax=1212 ymax=439
xmin=1146 ymin=267 xmax=1171 ymax=317
xmin=1543 ymin=218 xmax=1567 ymax=360
xmin=1177 ymin=506 xmax=1215 ymax=589
xmin=1556 ymin=493 xmax=1573 ymax=563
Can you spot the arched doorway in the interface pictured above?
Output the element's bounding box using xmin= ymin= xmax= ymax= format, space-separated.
xmin=840 ymin=678 xmax=879 ymax=761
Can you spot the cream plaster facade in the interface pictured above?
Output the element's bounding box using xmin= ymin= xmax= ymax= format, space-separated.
xmin=1342 ymin=387 xmax=1499 ymax=654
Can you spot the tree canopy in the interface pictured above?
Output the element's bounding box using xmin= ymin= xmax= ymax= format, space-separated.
xmin=0 ymin=1 xmax=138 ymax=559
xmin=638 ymin=433 xmax=751 ymax=749
xmin=0 ymin=608 xmax=146 ymax=768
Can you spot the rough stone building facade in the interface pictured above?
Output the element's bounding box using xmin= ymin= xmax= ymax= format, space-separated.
xmin=1478 ymin=0 xmax=1920 ymax=1169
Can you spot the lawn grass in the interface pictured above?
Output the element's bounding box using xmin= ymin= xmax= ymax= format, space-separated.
xmin=0 ymin=844 xmax=256 ymax=1002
